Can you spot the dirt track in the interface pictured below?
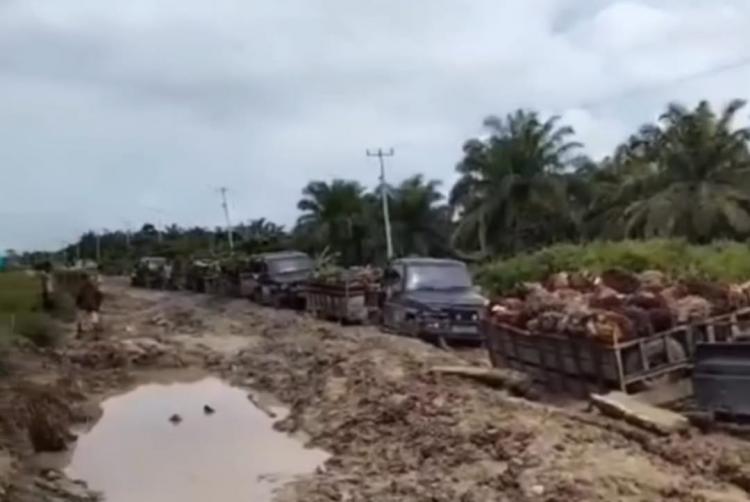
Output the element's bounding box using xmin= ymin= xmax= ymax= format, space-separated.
xmin=4 ymin=279 xmax=750 ymax=501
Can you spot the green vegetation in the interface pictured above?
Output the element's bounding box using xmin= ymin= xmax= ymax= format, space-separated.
xmin=0 ymin=272 xmax=65 ymax=354
xmin=476 ymin=240 xmax=750 ymax=294
xmin=14 ymin=313 xmax=60 ymax=348
xmin=0 ymin=271 xmax=40 ymax=320
xmin=10 ymin=98 xmax=750 ymax=284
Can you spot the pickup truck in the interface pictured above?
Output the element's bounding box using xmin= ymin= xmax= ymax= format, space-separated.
xmin=379 ymin=257 xmax=486 ymax=344
xmin=130 ymin=257 xmax=169 ymax=289
xmin=242 ymin=251 xmax=314 ymax=308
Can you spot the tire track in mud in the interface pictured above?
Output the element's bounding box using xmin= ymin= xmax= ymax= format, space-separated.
xmin=124 ymin=283 xmax=750 ymax=500
xmin=5 ymin=280 xmax=750 ymax=501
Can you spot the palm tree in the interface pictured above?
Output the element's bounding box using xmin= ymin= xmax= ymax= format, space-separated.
xmin=575 ymin=152 xmax=655 ymax=239
xmin=295 ymin=179 xmax=368 ymax=265
xmin=609 ymin=100 xmax=750 ymax=240
xmin=450 ymin=110 xmax=583 ymax=255
xmin=238 ymin=218 xmax=287 ymax=253
xmin=389 ymin=174 xmax=450 ymax=257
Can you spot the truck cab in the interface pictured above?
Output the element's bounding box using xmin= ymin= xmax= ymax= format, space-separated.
xmin=380 ymin=257 xmax=486 ymax=344
xmin=242 ymin=251 xmax=313 ymax=308
xmin=131 ymin=257 xmax=169 ymax=288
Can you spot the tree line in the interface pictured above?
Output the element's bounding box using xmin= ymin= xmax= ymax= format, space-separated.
xmin=15 ymin=98 xmax=750 ymax=269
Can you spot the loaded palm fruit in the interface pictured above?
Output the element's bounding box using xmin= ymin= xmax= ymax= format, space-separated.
xmin=487 ymin=267 xmax=750 ymax=345
xmin=309 ymin=265 xmax=382 ymax=289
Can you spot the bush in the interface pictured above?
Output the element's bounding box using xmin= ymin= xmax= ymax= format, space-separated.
xmin=476 ymin=239 xmax=750 ymax=295
xmin=0 ymin=327 xmax=11 ymax=376
xmin=50 ymin=291 xmax=77 ymax=323
xmin=0 ymin=271 xmax=40 ymax=315
xmin=15 ymin=313 xmax=62 ymax=348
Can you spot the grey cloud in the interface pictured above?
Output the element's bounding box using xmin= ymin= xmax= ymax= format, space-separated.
xmin=2 ymin=0 xmax=750 ymax=251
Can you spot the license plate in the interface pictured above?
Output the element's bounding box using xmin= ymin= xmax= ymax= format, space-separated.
xmin=451 ymin=325 xmax=477 ymax=334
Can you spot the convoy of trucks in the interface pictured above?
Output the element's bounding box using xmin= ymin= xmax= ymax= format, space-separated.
xmin=131 ymin=252 xmax=487 ymax=345
xmin=131 ymin=250 xmax=750 ymax=419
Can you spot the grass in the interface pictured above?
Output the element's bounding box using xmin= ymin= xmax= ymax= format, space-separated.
xmin=0 ymin=271 xmax=65 ymax=354
xmin=476 ymin=239 xmax=750 ymax=295
xmin=0 ymin=270 xmax=41 ymax=317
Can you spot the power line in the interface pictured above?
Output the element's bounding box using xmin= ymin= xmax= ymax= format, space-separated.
xmin=366 ymin=148 xmax=395 ymax=260
xmin=579 ymin=55 xmax=750 ymax=110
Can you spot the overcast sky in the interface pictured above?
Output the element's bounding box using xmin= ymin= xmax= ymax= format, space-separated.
xmin=2 ymin=0 xmax=750 ymax=251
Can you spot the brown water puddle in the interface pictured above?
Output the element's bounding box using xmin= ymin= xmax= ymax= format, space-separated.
xmin=64 ymin=377 xmax=327 ymax=502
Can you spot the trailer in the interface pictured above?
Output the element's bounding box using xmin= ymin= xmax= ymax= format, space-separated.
xmin=484 ymin=308 xmax=750 ymax=395
xmin=693 ymin=339 xmax=750 ymax=419
xmin=304 ymin=279 xmax=379 ymax=324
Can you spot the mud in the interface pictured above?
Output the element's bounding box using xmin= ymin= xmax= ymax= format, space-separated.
xmin=65 ymin=376 xmax=327 ymax=502
xmin=2 ymin=279 xmax=750 ymax=500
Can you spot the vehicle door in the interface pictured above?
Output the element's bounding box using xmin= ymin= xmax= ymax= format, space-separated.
xmin=381 ymin=263 xmax=407 ymax=331
xmin=257 ymin=261 xmax=276 ymax=304
xmin=243 ymin=259 xmax=264 ymax=301
xmin=238 ymin=263 xmax=256 ymax=298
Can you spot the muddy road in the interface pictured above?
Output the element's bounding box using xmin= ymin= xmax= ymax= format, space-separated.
xmin=3 ymin=279 xmax=750 ymax=501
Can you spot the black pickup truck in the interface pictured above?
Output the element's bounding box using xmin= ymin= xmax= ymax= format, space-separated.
xmin=379 ymin=257 xmax=487 ymax=344
xmin=242 ymin=251 xmax=314 ymax=308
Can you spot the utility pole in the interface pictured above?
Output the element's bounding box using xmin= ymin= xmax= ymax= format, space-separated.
xmin=367 ymin=148 xmax=395 ymax=260
xmin=96 ymin=232 xmax=102 ymax=263
xmin=59 ymin=241 xmax=68 ymax=265
xmin=218 ymin=187 xmax=235 ymax=253
xmin=123 ymin=220 xmax=132 ymax=251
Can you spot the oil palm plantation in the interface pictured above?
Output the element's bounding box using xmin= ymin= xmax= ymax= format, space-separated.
xmin=389 ymin=175 xmax=451 ymax=257
xmin=295 ymin=179 xmax=368 ymax=265
xmin=609 ymin=100 xmax=750 ymax=240
xmin=450 ymin=110 xmax=583 ymax=256
xmin=238 ymin=218 xmax=287 ymax=253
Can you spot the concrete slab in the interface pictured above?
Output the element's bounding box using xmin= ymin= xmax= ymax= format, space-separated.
xmin=591 ymin=391 xmax=690 ymax=435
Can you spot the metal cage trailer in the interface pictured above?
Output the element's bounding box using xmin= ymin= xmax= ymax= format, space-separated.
xmin=484 ymin=308 xmax=750 ymax=395
xmin=304 ymin=279 xmax=379 ymax=324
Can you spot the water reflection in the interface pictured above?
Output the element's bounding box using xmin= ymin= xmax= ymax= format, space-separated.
xmin=66 ymin=377 xmax=327 ymax=502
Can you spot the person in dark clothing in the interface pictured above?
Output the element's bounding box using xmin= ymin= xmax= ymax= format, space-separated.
xmin=39 ymin=261 xmax=55 ymax=311
xmin=76 ymin=274 xmax=103 ymax=335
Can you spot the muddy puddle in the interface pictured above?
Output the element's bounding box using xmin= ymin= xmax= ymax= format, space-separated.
xmin=64 ymin=377 xmax=328 ymax=502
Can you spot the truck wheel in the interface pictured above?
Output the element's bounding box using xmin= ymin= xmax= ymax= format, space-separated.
xmin=624 ymin=337 xmax=687 ymax=391
xmin=271 ymin=294 xmax=283 ymax=309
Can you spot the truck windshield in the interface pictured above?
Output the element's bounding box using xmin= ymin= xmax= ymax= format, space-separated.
xmin=268 ymin=256 xmax=312 ymax=274
xmin=405 ymin=263 xmax=472 ymax=291
xmin=142 ymin=258 xmax=166 ymax=271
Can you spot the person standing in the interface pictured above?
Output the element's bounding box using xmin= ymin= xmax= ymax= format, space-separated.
xmin=76 ymin=273 xmax=103 ymax=336
xmin=39 ymin=261 xmax=56 ymax=311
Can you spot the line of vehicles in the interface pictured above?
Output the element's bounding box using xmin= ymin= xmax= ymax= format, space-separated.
xmin=131 ymin=250 xmax=750 ymax=419
xmin=131 ymin=251 xmax=488 ymax=344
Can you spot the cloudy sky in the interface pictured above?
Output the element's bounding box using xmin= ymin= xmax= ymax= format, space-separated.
xmin=1 ymin=0 xmax=750 ymax=251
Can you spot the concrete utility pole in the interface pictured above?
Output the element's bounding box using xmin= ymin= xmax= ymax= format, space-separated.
xmin=59 ymin=241 xmax=68 ymax=265
xmin=123 ymin=220 xmax=132 ymax=251
xmin=367 ymin=148 xmax=395 ymax=260
xmin=218 ymin=187 xmax=235 ymax=253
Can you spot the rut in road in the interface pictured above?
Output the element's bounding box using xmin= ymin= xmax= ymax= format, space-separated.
xmin=4 ymin=279 xmax=750 ymax=501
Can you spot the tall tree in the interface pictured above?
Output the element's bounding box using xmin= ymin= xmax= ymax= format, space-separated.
xmin=389 ymin=174 xmax=451 ymax=257
xmin=451 ymin=110 xmax=582 ymax=255
xmin=237 ymin=218 xmax=287 ymax=254
xmin=612 ymin=100 xmax=750 ymax=240
xmin=295 ymin=179 xmax=368 ymax=265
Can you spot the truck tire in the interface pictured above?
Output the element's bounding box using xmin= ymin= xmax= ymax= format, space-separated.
xmin=379 ymin=305 xmax=397 ymax=334
xmin=624 ymin=336 xmax=687 ymax=391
